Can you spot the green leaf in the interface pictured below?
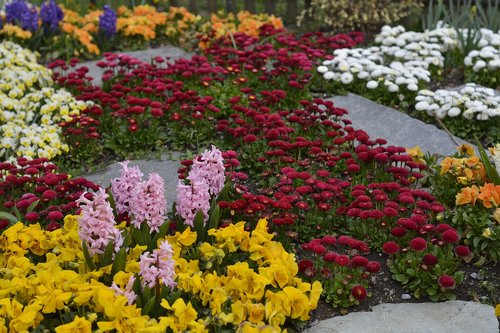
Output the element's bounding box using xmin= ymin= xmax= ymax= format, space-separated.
xmin=193 ymin=210 xmax=205 ymax=243
xmin=394 ymin=274 xmax=409 ymax=284
xmin=406 ymin=268 xmax=415 ymax=276
xmin=132 ymin=227 xmax=145 ymax=246
xmin=151 ymin=221 xmax=171 ymax=251
xmin=111 ymin=248 xmax=127 ymax=276
xmin=208 ymin=204 xmax=221 ymax=231
xmin=82 ymin=242 xmax=97 ymax=271
xmin=27 ymin=200 xmax=40 ymax=213
xmin=102 ymin=240 xmax=115 ymax=267
xmin=474 ymin=136 xmax=500 ymax=185
xmin=0 ymin=212 xmax=18 ymax=224
xmin=13 ymin=207 xmax=22 ymax=221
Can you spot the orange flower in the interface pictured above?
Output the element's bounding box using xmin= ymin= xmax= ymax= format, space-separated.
xmin=456 ymin=185 xmax=479 ymax=206
xmin=457 ymin=144 xmax=475 ymax=157
xmin=478 ymin=183 xmax=500 ymax=208
xmin=440 ymin=157 xmax=455 ymax=175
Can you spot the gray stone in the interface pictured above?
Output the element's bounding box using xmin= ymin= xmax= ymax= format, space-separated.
xmin=401 ymin=293 xmax=411 ymax=300
xmin=305 ymin=301 xmax=498 ymax=333
xmin=77 ymin=45 xmax=192 ymax=86
xmin=328 ymin=94 xmax=472 ymax=157
xmin=83 ymin=152 xmax=181 ymax=206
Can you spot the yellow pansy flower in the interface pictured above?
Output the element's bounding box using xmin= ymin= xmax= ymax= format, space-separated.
xmin=55 ymin=315 xmax=92 ymax=333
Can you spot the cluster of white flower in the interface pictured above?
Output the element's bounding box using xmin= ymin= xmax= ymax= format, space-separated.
xmin=415 ymin=83 xmax=500 ymax=120
xmin=0 ymin=41 xmax=92 ymax=160
xmin=464 ymin=29 xmax=500 ymax=73
xmin=318 ymin=47 xmax=426 ymax=92
xmin=318 ymin=24 xmax=454 ymax=92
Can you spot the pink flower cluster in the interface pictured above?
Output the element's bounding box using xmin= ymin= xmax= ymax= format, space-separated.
xmin=77 ymin=188 xmax=123 ymax=255
xmin=176 ymin=145 xmax=225 ymax=227
xmin=139 ymin=239 xmax=176 ymax=289
xmin=111 ymin=275 xmax=137 ymax=305
xmin=111 ymin=162 xmax=167 ymax=233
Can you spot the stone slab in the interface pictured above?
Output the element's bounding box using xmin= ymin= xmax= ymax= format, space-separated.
xmin=329 ymin=94 xmax=471 ymax=157
xmin=77 ymin=45 xmax=192 ymax=86
xmin=305 ymin=301 xmax=498 ymax=333
xmin=83 ymin=152 xmax=181 ymax=206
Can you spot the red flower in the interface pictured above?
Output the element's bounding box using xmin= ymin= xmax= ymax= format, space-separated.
xmin=409 ymin=237 xmax=427 ymax=252
xmin=47 ymin=221 xmax=61 ymax=231
xmin=321 ymin=235 xmax=337 ymax=246
xmin=454 ymin=245 xmax=471 ymax=257
xmin=47 ymin=211 xmax=63 ymax=221
xmin=441 ymin=229 xmax=459 ymax=243
xmin=298 ymin=259 xmax=314 ymax=272
xmin=335 ymin=254 xmax=350 ymax=266
xmin=438 ymin=275 xmax=456 ymax=289
xmin=351 ymin=285 xmax=367 ymax=301
xmin=366 ymin=261 xmax=381 ymax=273
xmin=243 ymin=134 xmax=257 ymax=143
xmin=24 ymin=212 xmax=39 ymax=223
xmin=323 ymin=251 xmax=337 ymax=262
xmin=351 ymin=255 xmax=369 ymax=268
xmin=382 ymin=241 xmax=400 ymax=255
xmin=422 ymin=254 xmax=438 ymax=266
xmin=312 ymin=244 xmax=327 ymax=255
xmin=391 ymin=227 xmax=407 ymax=237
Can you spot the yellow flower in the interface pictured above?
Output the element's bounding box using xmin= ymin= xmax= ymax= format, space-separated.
xmin=482 ymin=228 xmax=492 ymax=238
xmin=247 ymin=303 xmax=265 ymax=323
xmin=55 ymin=315 xmax=92 ymax=333
xmin=406 ymin=145 xmax=425 ymax=163
xmin=161 ymin=298 xmax=198 ymax=330
xmin=282 ymin=286 xmax=310 ymax=320
xmin=495 ymin=304 xmax=500 ymax=316
xmin=493 ymin=208 xmax=500 ymax=224
xmin=457 ymin=144 xmax=475 ymax=156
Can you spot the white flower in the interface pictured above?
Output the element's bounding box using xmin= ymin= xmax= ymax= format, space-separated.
xmin=407 ymin=84 xmax=419 ymax=91
xmin=388 ymin=84 xmax=399 ymax=92
xmin=323 ymin=71 xmax=335 ymax=80
xmin=366 ymin=80 xmax=379 ymax=89
xmin=415 ymin=101 xmax=430 ymax=111
xmin=472 ymin=60 xmax=487 ymax=72
xmin=317 ymin=66 xmax=329 ymax=74
xmin=447 ymin=107 xmax=461 ymax=117
xmin=340 ymin=72 xmax=354 ymax=85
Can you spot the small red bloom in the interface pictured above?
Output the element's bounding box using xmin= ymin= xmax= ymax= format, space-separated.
xmin=441 ymin=229 xmax=459 ymax=243
xmin=351 ymin=285 xmax=367 ymax=301
xmin=409 ymin=237 xmax=427 ymax=252
xmin=422 ymin=254 xmax=438 ymax=266
xmin=366 ymin=261 xmax=381 ymax=273
xmin=312 ymin=244 xmax=327 ymax=255
xmin=298 ymin=259 xmax=314 ymax=273
xmin=382 ymin=241 xmax=400 ymax=255
xmin=24 ymin=212 xmax=39 ymax=223
xmin=335 ymin=254 xmax=350 ymax=266
xmin=438 ymin=275 xmax=456 ymax=289
xmin=47 ymin=211 xmax=63 ymax=221
xmin=351 ymin=255 xmax=369 ymax=268
xmin=323 ymin=251 xmax=337 ymax=262
xmin=454 ymin=245 xmax=471 ymax=257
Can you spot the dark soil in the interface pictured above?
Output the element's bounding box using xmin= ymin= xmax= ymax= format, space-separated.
xmin=308 ymin=252 xmax=500 ymax=323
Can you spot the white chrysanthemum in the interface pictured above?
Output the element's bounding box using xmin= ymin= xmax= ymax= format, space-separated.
xmin=340 ymin=72 xmax=354 ymax=85
xmin=366 ymin=81 xmax=378 ymax=89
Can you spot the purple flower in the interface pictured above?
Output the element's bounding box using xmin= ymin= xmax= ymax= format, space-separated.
xmin=189 ymin=145 xmax=226 ymax=197
xmin=40 ymin=0 xmax=63 ymax=32
xmin=77 ymin=188 xmax=123 ymax=256
xmin=5 ymin=0 xmax=28 ymax=25
xmin=130 ymin=173 xmax=167 ymax=233
xmin=111 ymin=161 xmax=143 ymax=216
xmin=139 ymin=240 xmax=176 ymax=289
xmin=99 ymin=5 xmax=117 ymax=38
xmin=21 ymin=7 xmax=39 ymax=32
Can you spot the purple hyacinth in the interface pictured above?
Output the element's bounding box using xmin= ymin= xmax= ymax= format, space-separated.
xmin=21 ymin=7 xmax=39 ymax=32
xmin=99 ymin=5 xmax=117 ymax=38
xmin=40 ymin=0 xmax=63 ymax=32
xmin=5 ymin=0 xmax=29 ymax=25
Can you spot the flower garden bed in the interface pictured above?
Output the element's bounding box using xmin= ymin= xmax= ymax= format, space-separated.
xmin=0 ymin=3 xmax=499 ymax=332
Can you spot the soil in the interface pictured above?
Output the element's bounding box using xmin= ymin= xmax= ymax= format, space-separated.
xmin=308 ymin=252 xmax=500 ymax=324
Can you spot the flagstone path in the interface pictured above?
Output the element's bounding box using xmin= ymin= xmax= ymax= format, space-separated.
xmin=77 ymin=46 xmax=499 ymax=333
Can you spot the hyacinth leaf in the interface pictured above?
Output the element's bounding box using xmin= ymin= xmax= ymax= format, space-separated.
xmin=172 ymin=203 xmax=186 ymax=233
xmin=143 ymin=286 xmax=152 ymax=302
xmin=474 ymin=136 xmax=500 ymax=185
xmin=82 ymin=242 xmax=97 ymax=271
xmin=122 ymin=230 xmax=131 ymax=249
xmin=0 ymin=212 xmax=18 ymax=224
xmin=142 ymin=296 xmax=156 ymax=316
xmin=193 ymin=210 xmax=205 ymax=243
xmin=141 ymin=222 xmax=152 ymax=246
xmin=12 ymin=207 xmax=22 ymax=221
xmin=111 ymin=248 xmax=127 ymax=277
xmin=217 ymin=181 xmax=232 ymax=203
xmin=132 ymin=227 xmax=145 ymax=246
xmin=132 ymin=275 xmax=143 ymax=307
xmin=102 ymin=240 xmax=115 ymax=267
xmin=151 ymin=221 xmax=170 ymax=250
xmin=208 ymin=204 xmax=221 ymax=231
xmin=107 ymin=187 xmax=118 ymax=216
xmin=26 ymin=200 xmax=40 ymax=213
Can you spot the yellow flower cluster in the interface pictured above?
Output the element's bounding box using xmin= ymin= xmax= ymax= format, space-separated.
xmin=440 ymin=144 xmax=486 ymax=185
xmin=0 ymin=41 xmax=91 ymax=160
xmin=117 ymin=5 xmax=167 ymax=41
xmin=0 ymin=217 xmax=321 ymax=332
xmin=199 ymin=10 xmax=283 ymax=49
xmin=0 ymin=24 xmax=33 ymax=40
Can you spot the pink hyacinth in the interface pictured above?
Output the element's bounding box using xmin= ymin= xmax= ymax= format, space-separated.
xmin=175 ymin=177 xmax=211 ymax=227
xmin=77 ymin=188 xmax=123 ymax=256
xmin=189 ymin=145 xmax=225 ymax=197
xmin=111 ymin=161 xmax=143 ymax=216
xmin=110 ymin=275 xmax=137 ymax=305
xmin=139 ymin=239 xmax=176 ymax=289
xmin=130 ymin=172 xmax=167 ymax=233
